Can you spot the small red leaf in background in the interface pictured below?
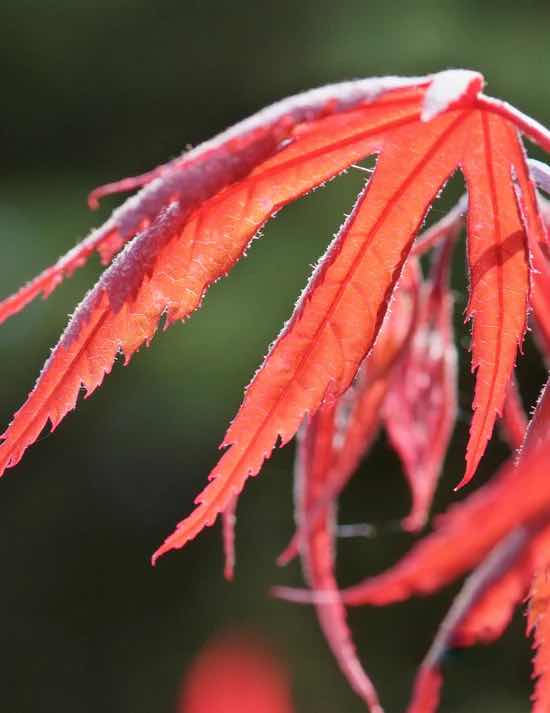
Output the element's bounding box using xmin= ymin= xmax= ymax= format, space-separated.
xmin=275 ymin=434 xmax=550 ymax=610
xmin=179 ymin=632 xmax=294 ymax=713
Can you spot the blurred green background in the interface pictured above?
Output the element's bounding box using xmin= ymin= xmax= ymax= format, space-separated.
xmin=1 ymin=1 xmax=550 ymax=711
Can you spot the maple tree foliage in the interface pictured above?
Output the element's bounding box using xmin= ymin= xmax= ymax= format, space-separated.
xmin=3 ymin=69 xmax=550 ymax=711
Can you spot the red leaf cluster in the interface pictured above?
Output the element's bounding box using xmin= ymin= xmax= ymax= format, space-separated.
xmin=3 ymin=69 xmax=550 ymax=711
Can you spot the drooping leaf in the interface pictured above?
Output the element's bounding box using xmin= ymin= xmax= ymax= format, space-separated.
xmin=1 ymin=70 xmax=549 ymax=577
xmin=383 ymin=238 xmax=457 ymax=531
xmin=0 ymin=82 xmax=433 ymax=475
xmin=405 ymin=526 xmax=534 ymax=713
xmin=294 ymin=400 xmax=383 ymax=712
xmin=403 ymin=405 xmax=550 ymax=713
xmin=278 ymin=261 xmax=419 ymax=566
xmin=273 ymin=437 xmax=550 ymax=607
xmin=153 ymin=108 xmax=473 ymax=561
xmin=401 ymin=369 xmax=550 ymax=713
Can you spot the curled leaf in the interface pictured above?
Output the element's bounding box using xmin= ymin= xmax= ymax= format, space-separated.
xmin=383 ymin=239 xmax=457 ymax=530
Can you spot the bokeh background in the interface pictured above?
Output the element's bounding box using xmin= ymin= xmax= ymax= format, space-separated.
xmin=2 ymin=2 xmax=550 ymax=711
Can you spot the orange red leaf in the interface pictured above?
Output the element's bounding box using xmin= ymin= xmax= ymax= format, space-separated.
xmin=459 ymin=111 xmax=530 ymax=488
xmin=274 ymin=437 xmax=550 ymax=608
xmin=4 ymin=69 xmax=550 ymax=713
xmin=0 ymin=80 xmax=427 ymax=328
xmin=0 ymin=84 xmax=430 ymax=477
xmin=154 ymin=110 xmax=471 ymax=561
xmin=278 ymin=262 xmax=419 ymax=566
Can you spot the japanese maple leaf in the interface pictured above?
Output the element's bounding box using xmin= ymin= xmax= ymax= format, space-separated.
xmin=283 ymin=263 xmax=420 ymax=711
xmin=274 ymin=249 xmax=459 ymax=706
xmin=382 ymin=236 xmax=458 ymax=532
xmin=3 ymin=68 xmax=550 ymax=713
xmin=2 ymin=68 xmax=548 ymax=568
xmin=293 ymin=400 xmax=383 ymax=713
xmin=276 ymin=374 xmax=550 ymax=712
xmin=278 ymin=259 xmax=420 ymax=567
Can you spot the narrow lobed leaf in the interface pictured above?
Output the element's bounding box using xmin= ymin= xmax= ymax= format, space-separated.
xmin=383 ymin=238 xmax=457 ymax=531
xmin=0 ymin=86 xmax=430 ymax=478
xmin=459 ymin=112 xmax=530 ymax=488
xmin=294 ymin=400 xmax=383 ymax=712
xmin=153 ymin=110 xmax=472 ymax=562
xmin=273 ymin=438 xmax=550 ymax=607
xmin=405 ymin=525 xmax=533 ymax=713
xmin=0 ymin=80 xmax=428 ymax=328
xmin=278 ymin=261 xmax=420 ymax=566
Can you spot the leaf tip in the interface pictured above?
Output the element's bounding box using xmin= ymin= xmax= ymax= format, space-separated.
xmin=453 ymin=472 xmax=473 ymax=492
xmin=151 ymin=542 xmax=170 ymax=566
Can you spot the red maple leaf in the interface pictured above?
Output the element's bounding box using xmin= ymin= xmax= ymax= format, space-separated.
xmin=3 ymin=69 xmax=550 ymax=712
xmin=276 ymin=373 xmax=550 ymax=711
